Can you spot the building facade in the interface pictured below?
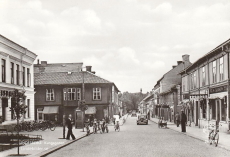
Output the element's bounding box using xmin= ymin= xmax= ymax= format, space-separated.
xmin=0 ymin=35 xmax=37 ymax=124
xmin=153 ymin=55 xmax=191 ymax=122
xmin=34 ymin=62 xmax=120 ymax=124
xmin=180 ymin=39 xmax=230 ymax=132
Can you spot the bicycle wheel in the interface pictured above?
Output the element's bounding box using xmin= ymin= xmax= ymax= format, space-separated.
xmin=50 ymin=124 xmax=56 ymax=131
xmin=214 ymin=133 xmax=219 ymax=147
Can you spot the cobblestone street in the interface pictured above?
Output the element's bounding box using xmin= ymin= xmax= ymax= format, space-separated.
xmin=47 ymin=116 xmax=230 ymax=157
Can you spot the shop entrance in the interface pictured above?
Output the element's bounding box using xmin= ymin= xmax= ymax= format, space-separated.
xmin=2 ymin=98 xmax=8 ymax=122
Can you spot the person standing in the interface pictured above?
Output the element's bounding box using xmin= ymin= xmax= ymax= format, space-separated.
xmin=66 ymin=114 xmax=76 ymax=140
xmin=175 ymin=112 xmax=180 ymax=127
xmin=181 ymin=110 xmax=187 ymax=132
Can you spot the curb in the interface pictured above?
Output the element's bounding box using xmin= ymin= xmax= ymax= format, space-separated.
xmin=150 ymin=119 xmax=230 ymax=152
xmin=33 ymin=132 xmax=92 ymax=157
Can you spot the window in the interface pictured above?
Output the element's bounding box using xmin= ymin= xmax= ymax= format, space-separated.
xmin=202 ymin=67 xmax=205 ymax=86
xmin=22 ymin=67 xmax=25 ymax=86
xmin=63 ymin=88 xmax=76 ymax=101
xmin=16 ymin=64 xmax=20 ymax=85
xmin=46 ymin=89 xmax=54 ymax=101
xmin=27 ymin=99 xmax=30 ymax=118
xmin=1 ymin=59 xmax=6 ymax=82
xmin=93 ymin=88 xmax=101 ymax=100
xmin=11 ymin=62 xmax=14 ymax=84
xmin=193 ymin=72 xmax=196 ymax=89
xmin=219 ymin=57 xmax=224 ymax=81
xmin=77 ymin=88 xmax=81 ymax=100
xmin=27 ymin=68 xmax=30 ymax=87
xmin=212 ymin=60 xmax=217 ymax=83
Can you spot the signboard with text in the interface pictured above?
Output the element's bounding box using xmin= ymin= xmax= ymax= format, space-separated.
xmin=209 ymin=85 xmax=227 ymax=94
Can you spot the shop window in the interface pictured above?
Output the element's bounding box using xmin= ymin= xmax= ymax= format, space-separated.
xmin=211 ymin=102 xmax=216 ymax=120
xmin=201 ymin=99 xmax=206 ymax=119
xmin=221 ymin=99 xmax=226 ymax=121
xmin=37 ymin=108 xmax=43 ymax=121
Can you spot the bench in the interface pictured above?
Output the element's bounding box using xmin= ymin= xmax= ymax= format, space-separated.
xmin=158 ymin=121 xmax=167 ymax=128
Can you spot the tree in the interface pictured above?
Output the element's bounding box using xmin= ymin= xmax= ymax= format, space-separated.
xmin=9 ymin=89 xmax=27 ymax=156
xmin=120 ymin=92 xmax=147 ymax=111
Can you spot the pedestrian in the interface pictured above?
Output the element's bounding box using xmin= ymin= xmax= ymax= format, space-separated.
xmin=180 ymin=110 xmax=187 ymax=132
xmin=188 ymin=112 xmax=192 ymax=127
xmin=66 ymin=114 xmax=76 ymax=140
xmin=175 ymin=112 xmax=180 ymax=127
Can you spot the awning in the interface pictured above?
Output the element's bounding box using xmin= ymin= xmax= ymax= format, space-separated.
xmin=42 ymin=106 xmax=59 ymax=114
xmin=85 ymin=107 xmax=96 ymax=114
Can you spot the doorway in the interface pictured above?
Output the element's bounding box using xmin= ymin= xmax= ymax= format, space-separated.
xmin=2 ymin=98 xmax=8 ymax=122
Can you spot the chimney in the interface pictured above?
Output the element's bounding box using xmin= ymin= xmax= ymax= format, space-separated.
xmin=182 ymin=54 xmax=190 ymax=62
xmin=37 ymin=59 xmax=40 ymax=65
xmin=172 ymin=65 xmax=176 ymax=69
xmin=177 ymin=61 xmax=183 ymax=65
xmin=86 ymin=66 xmax=92 ymax=72
xmin=41 ymin=61 xmax=47 ymax=66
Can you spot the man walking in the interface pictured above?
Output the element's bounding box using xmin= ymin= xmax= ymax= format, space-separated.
xmin=181 ymin=110 xmax=187 ymax=132
xmin=66 ymin=114 xmax=76 ymax=140
xmin=175 ymin=112 xmax=180 ymax=127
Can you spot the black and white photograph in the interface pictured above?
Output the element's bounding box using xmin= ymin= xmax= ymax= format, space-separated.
xmin=0 ymin=0 xmax=230 ymax=157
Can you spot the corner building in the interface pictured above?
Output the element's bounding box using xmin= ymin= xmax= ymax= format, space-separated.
xmin=0 ymin=35 xmax=37 ymax=125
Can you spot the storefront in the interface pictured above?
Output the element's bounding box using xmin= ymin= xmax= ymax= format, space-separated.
xmin=36 ymin=106 xmax=59 ymax=122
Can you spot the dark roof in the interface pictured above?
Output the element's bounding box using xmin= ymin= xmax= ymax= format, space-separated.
xmin=179 ymin=38 xmax=230 ymax=75
xmin=34 ymin=71 xmax=113 ymax=85
xmin=34 ymin=63 xmax=83 ymax=73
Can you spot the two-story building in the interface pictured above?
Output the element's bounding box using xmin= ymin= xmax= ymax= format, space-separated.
xmin=0 ymin=35 xmax=37 ymax=125
xmin=34 ymin=62 xmax=120 ymax=124
xmin=180 ymin=39 xmax=230 ymax=132
xmin=153 ymin=55 xmax=192 ymax=122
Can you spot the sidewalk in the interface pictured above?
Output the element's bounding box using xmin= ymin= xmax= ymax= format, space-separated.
xmin=150 ymin=117 xmax=230 ymax=151
xmin=0 ymin=127 xmax=92 ymax=157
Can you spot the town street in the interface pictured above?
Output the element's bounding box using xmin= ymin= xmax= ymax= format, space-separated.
xmin=47 ymin=116 xmax=230 ymax=157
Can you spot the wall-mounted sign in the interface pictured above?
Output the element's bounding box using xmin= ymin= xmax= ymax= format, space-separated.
xmin=85 ymin=107 xmax=96 ymax=114
xmin=209 ymin=85 xmax=227 ymax=94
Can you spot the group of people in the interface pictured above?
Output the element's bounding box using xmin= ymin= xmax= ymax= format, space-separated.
xmin=65 ymin=114 xmax=112 ymax=140
xmin=175 ymin=110 xmax=187 ymax=132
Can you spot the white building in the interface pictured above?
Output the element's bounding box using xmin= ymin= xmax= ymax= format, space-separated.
xmin=0 ymin=35 xmax=37 ymax=125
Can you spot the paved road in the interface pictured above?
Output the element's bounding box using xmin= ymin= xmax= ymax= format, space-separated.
xmin=47 ymin=116 xmax=230 ymax=157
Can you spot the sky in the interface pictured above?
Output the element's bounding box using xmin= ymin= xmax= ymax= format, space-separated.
xmin=1 ymin=0 xmax=230 ymax=93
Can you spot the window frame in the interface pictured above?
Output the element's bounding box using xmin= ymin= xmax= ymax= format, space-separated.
xmin=63 ymin=88 xmax=77 ymax=101
xmin=77 ymin=88 xmax=81 ymax=100
xmin=212 ymin=60 xmax=217 ymax=83
xmin=46 ymin=88 xmax=55 ymax=101
xmin=202 ymin=66 xmax=205 ymax=86
xmin=1 ymin=59 xmax=6 ymax=82
xmin=93 ymin=88 xmax=102 ymax=100
xmin=16 ymin=64 xmax=20 ymax=85
xmin=219 ymin=57 xmax=224 ymax=81
xmin=11 ymin=62 xmax=14 ymax=84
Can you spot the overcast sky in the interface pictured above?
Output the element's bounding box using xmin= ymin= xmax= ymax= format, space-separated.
xmin=1 ymin=0 xmax=230 ymax=93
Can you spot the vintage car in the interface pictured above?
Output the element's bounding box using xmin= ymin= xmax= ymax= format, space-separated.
xmin=137 ymin=114 xmax=148 ymax=125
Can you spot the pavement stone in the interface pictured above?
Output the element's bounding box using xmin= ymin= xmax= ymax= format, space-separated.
xmin=0 ymin=126 xmax=92 ymax=157
xmin=150 ymin=117 xmax=230 ymax=151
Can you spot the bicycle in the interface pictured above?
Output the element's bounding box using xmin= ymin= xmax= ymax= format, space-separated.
xmin=208 ymin=124 xmax=220 ymax=147
xmin=114 ymin=121 xmax=120 ymax=132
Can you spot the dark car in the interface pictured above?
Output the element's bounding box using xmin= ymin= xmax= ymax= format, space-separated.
xmin=131 ymin=111 xmax=137 ymax=117
xmin=137 ymin=114 xmax=148 ymax=125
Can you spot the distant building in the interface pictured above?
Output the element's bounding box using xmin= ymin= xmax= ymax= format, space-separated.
xmin=0 ymin=35 xmax=37 ymax=124
xmin=153 ymin=55 xmax=192 ymax=122
xmin=34 ymin=62 xmax=120 ymax=123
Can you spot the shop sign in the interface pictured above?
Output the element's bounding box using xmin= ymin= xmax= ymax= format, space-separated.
xmin=209 ymin=85 xmax=227 ymax=94
xmin=85 ymin=107 xmax=96 ymax=114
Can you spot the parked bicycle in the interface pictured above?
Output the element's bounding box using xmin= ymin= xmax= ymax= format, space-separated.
xmin=208 ymin=124 xmax=220 ymax=147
